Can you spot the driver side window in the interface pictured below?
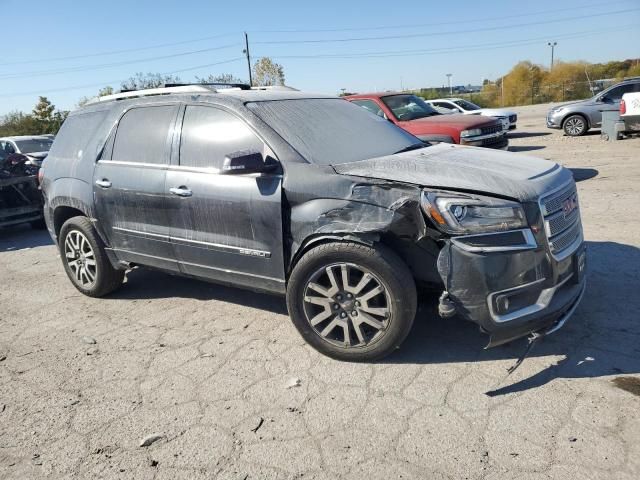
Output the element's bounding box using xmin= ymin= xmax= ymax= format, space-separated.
xmin=604 ymin=84 xmax=634 ymax=102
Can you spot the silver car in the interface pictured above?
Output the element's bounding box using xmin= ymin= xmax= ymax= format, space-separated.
xmin=546 ymin=78 xmax=640 ymax=136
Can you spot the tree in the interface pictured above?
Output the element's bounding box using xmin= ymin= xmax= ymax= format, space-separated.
xmin=252 ymin=57 xmax=285 ymax=87
xmin=196 ymin=73 xmax=246 ymax=85
xmin=120 ymin=72 xmax=182 ymax=91
xmin=32 ymin=97 xmax=55 ymax=125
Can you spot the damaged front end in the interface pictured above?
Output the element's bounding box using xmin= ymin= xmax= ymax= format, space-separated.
xmin=432 ymin=183 xmax=586 ymax=348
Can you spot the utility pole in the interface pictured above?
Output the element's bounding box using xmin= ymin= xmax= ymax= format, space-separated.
xmin=446 ymin=73 xmax=452 ymax=96
xmin=244 ymin=32 xmax=253 ymax=86
xmin=547 ymin=41 xmax=557 ymax=70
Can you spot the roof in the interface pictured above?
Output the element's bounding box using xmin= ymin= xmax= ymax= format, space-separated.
xmin=426 ymin=98 xmax=463 ymax=102
xmin=85 ymin=84 xmax=334 ymax=106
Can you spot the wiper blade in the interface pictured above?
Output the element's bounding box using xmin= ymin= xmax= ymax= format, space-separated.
xmin=394 ymin=143 xmax=427 ymax=154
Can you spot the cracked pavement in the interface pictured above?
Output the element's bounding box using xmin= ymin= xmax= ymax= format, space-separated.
xmin=1 ymin=104 xmax=639 ymax=479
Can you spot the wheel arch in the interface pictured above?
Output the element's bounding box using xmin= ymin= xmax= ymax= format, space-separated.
xmin=561 ymin=111 xmax=590 ymax=130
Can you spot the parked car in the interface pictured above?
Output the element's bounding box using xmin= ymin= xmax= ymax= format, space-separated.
xmin=620 ymin=91 xmax=640 ymax=133
xmin=0 ymin=135 xmax=53 ymax=168
xmin=546 ymin=77 xmax=640 ymax=136
xmin=425 ymin=98 xmax=518 ymax=130
xmin=41 ymin=85 xmax=585 ymax=361
xmin=345 ymin=93 xmax=508 ymax=149
xmin=0 ymin=151 xmax=45 ymax=229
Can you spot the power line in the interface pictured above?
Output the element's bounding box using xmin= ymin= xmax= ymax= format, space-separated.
xmin=254 ymin=25 xmax=636 ymax=60
xmin=250 ymin=0 xmax=636 ymax=33
xmin=0 ymin=43 xmax=242 ymax=81
xmin=253 ymin=8 xmax=640 ymax=44
xmin=0 ymin=58 xmax=244 ymax=98
xmin=2 ymin=32 xmax=241 ymax=67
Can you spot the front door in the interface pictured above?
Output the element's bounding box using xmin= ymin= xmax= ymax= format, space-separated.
xmin=165 ymin=104 xmax=285 ymax=293
xmin=93 ymin=104 xmax=180 ymax=271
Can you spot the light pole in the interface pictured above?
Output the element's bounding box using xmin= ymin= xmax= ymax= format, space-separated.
xmin=446 ymin=73 xmax=452 ymax=96
xmin=547 ymin=41 xmax=557 ymax=70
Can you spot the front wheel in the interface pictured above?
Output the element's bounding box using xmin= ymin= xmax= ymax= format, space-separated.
xmin=563 ymin=115 xmax=588 ymax=136
xmin=59 ymin=216 xmax=124 ymax=297
xmin=287 ymin=242 xmax=417 ymax=362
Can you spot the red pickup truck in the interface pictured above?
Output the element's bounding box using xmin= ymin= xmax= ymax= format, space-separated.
xmin=345 ymin=92 xmax=508 ymax=149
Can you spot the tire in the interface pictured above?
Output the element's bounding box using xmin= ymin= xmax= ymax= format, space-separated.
xmin=286 ymin=242 xmax=417 ymax=362
xmin=59 ymin=216 xmax=124 ymax=297
xmin=29 ymin=218 xmax=47 ymax=230
xmin=563 ymin=114 xmax=588 ymax=136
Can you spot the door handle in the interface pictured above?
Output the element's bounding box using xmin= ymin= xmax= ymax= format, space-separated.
xmin=95 ymin=179 xmax=112 ymax=188
xmin=169 ymin=186 xmax=193 ymax=197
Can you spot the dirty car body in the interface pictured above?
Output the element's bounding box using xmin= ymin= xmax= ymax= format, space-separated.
xmin=41 ymin=87 xmax=585 ymax=360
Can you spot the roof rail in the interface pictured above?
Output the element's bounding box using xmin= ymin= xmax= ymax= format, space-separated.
xmin=164 ymin=82 xmax=252 ymax=90
xmin=85 ymin=85 xmax=214 ymax=105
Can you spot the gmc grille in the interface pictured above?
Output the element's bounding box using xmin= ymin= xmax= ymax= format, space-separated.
xmin=539 ymin=182 xmax=583 ymax=257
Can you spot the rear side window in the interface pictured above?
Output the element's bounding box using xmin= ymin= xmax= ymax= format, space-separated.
xmin=48 ymin=111 xmax=107 ymax=160
xmin=111 ymin=105 xmax=177 ymax=164
xmin=351 ymin=99 xmax=385 ymax=118
xmin=179 ymin=105 xmax=264 ymax=169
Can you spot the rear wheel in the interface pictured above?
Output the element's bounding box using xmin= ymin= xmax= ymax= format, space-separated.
xmin=563 ymin=115 xmax=588 ymax=136
xmin=59 ymin=216 xmax=124 ymax=297
xmin=287 ymin=242 xmax=417 ymax=362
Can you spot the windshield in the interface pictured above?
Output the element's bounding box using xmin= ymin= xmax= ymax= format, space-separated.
xmin=15 ymin=138 xmax=53 ymax=154
xmin=453 ymin=99 xmax=481 ymax=111
xmin=381 ymin=94 xmax=439 ymax=121
xmin=247 ymin=98 xmax=423 ymax=165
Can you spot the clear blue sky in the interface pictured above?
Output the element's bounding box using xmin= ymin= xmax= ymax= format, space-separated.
xmin=2 ymin=0 xmax=639 ymax=114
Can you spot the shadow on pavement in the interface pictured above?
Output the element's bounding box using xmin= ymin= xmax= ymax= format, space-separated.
xmin=508 ymin=132 xmax=551 ymax=139
xmin=112 ymin=267 xmax=288 ymax=316
xmin=105 ymin=239 xmax=640 ymax=397
xmin=0 ymin=224 xmax=53 ymax=252
xmin=387 ymin=240 xmax=640 ymax=395
xmin=509 ymin=146 xmax=546 ymax=152
xmin=571 ymin=168 xmax=599 ymax=182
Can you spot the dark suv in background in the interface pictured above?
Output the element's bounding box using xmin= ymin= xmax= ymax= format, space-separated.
xmin=41 ymin=85 xmax=586 ymax=361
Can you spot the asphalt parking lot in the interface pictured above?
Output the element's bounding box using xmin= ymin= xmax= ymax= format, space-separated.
xmin=1 ymin=103 xmax=639 ymax=480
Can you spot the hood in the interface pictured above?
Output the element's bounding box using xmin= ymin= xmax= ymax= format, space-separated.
xmin=332 ymin=143 xmax=572 ymax=202
xmin=25 ymin=151 xmax=48 ymax=160
xmin=407 ymin=114 xmax=495 ymax=129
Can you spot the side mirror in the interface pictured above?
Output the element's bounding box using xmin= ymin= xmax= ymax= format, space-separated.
xmin=221 ymin=150 xmax=277 ymax=175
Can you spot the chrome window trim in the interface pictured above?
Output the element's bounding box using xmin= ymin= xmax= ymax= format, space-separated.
xmin=113 ymin=226 xmax=271 ymax=258
xmin=450 ymin=228 xmax=537 ymax=253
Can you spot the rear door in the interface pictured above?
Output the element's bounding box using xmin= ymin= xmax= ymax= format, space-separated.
xmin=165 ymin=104 xmax=285 ymax=293
xmin=594 ymin=83 xmax=639 ymax=126
xmin=93 ymin=104 xmax=180 ymax=270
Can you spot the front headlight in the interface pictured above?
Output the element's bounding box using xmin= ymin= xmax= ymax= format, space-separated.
xmin=461 ymin=128 xmax=482 ymax=138
xmin=421 ymin=191 xmax=527 ymax=234
xmin=552 ymin=107 xmax=566 ymax=114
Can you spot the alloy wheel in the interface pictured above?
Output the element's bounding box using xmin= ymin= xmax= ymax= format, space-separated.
xmin=565 ymin=117 xmax=585 ymax=135
xmin=302 ymin=263 xmax=392 ymax=348
xmin=64 ymin=230 xmax=97 ymax=287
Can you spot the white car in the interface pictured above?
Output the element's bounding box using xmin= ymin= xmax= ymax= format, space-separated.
xmin=426 ymin=98 xmax=517 ymax=131
xmin=620 ymin=92 xmax=640 ymax=133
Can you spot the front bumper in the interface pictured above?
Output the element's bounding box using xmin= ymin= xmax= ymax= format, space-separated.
xmin=546 ymin=110 xmax=564 ymax=129
xmin=460 ymin=132 xmax=509 ymax=149
xmin=437 ymin=228 xmax=586 ymax=347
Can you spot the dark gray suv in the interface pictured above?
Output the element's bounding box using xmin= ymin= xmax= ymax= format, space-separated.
xmin=41 ymin=85 xmax=586 ymax=361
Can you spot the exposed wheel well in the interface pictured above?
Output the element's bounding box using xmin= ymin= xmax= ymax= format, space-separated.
xmin=53 ymin=206 xmax=86 ymax=240
xmin=288 ymin=235 xmax=375 ymax=278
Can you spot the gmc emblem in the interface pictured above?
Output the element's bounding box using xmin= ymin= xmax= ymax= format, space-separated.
xmin=562 ymin=194 xmax=578 ymax=217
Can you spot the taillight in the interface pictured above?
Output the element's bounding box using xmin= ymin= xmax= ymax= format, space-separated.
xmin=37 ymin=167 xmax=44 ymax=185
xmin=620 ymin=99 xmax=626 ymax=115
